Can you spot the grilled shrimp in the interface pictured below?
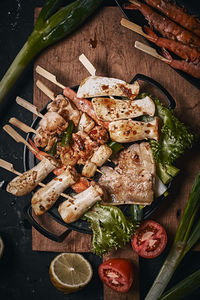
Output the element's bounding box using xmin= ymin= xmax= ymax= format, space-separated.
xmin=63 ymin=87 xmax=109 ymax=129
xmin=125 ymin=0 xmax=200 ymax=48
xmin=144 ymin=27 xmax=200 ymax=62
xmin=162 ymin=48 xmax=200 ymax=79
xmin=145 ymin=0 xmax=200 ymax=38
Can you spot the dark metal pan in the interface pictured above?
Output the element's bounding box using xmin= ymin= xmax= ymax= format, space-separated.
xmin=23 ymin=74 xmax=176 ymax=242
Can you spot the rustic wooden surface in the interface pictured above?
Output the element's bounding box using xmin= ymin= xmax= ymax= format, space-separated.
xmin=32 ymin=6 xmax=200 ymax=300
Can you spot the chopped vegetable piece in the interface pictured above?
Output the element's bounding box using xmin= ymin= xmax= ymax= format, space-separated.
xmin=83 ymin=203 xmax=137 ymax=255
xmin=145 ymin=172 xmax=200 ymax=299
xmin=98 ymin=258 xmax=134 ymax=293
xmin=61 ymin=120 xmax=74 ymax=146
xmin=108 ymin=141 xmax=124 ymax=158
xmin=131 ymin=220 xmax=167 ymax=258
xmin=48 ymin=141 xmax=58 ymax=156
xmin=130 ymin=205 xmax=143 ymax=223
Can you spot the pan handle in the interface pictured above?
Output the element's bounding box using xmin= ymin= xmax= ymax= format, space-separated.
xmin=23 ymin=204 xmax=72 ymax=243
xmin=131 ymin=73 xmax=176 ymax=109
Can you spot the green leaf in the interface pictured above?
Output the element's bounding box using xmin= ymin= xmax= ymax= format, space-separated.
xmin=83 ymin=203 xmax=137 ymax=255
xmin=159 ymin=268 xmax=200 ymax=300
xmin=34 ymin=0 xmax=63 ymax=30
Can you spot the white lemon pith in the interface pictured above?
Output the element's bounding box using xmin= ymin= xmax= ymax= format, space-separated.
xmin=49 ymin=253 xmax=93 ymax=294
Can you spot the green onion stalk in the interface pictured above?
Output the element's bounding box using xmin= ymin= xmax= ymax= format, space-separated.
xmin=145 ymin=172 xmax=200 ymax=300
xmin=0 ymin=0 xmax=103 ymax=103
xmin=159 ymin=268 xmax=200 ymax=300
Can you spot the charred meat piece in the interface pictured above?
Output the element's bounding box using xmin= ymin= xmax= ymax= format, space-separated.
xmin=92 ymin=96 xmax=155 ymax=121
xmin=109 ymin=117 xmax=159 ymax=143
xmin=34 ymin=127 xmax=57 ymax=151
xmin=58 ymin=184 xmax=104 ymax=223
xmin=32 ymin=166 xmax=78 ymax=216
xmin=6 ymin=156 xmax=59 ymax=196
xmin=77 ymin=76 xmax=140 ymax=100
xmin=72 ymin=131 xmax=98 ymax=165
xmin=47 ymin=94 xmax=80 ymax=126
xmin=88 ymin=125 xmax=109 ymax=145
xmin=39 ymin=111 xmax=68 ymax=135
xmin=99 ymin=142 xmax=156 ymax=205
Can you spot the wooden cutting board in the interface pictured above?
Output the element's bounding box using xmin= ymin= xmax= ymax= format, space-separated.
xmin=32 ymin=6 xmax=200 ymax=300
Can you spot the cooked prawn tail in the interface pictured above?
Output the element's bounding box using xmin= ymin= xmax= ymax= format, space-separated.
xmin=161 ymin=48 xmax=172 ymax=61
xmin=28 ymin=138 xmax=47 ymax=161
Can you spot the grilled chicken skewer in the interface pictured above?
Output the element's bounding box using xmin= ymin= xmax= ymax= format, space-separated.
xmin=16 ymin=96 xmax=69 ymax=135
xmin=109 ymin=118 xmax=159 ymax=143
xmin=92 ymin=96 xmax=155 ymax=121
xmin=82 ymin=145 xmax=112 ymax=177
xmin=0 ymin=158 xmax=74 ymax=201
xmin=32 ymin=166 xmax=78 ymax=216
xmin=77 ymin=76 xmax=140 ymax=100
xmin=58 ymin=184 xmax=104 ymax=223
xmin=7 ymin=156 xmax=58 ymax=196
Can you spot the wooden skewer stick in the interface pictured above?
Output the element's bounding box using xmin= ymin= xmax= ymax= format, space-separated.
xmin=9 ymin=118 xmax=37 ymax=134
xmin=79 ymin=54 xmax=96 ymax=76
xmin=0 ymin=159 xmax=21 ymax=176
xmin=0 ymin=158 xmax=74 ymax=200
xmin=129 ymin=0 xmax=141 ymax=7
xmin=16 ymin=96 xmax=44 ymax=119
xmin=36 ymin=80 xmax=55 ymax=100
xmin=121 ymin=18 xmax=151 ymax=40
xmin=3 ymin=125 xmax=38 ymax=154
xmin=36 ymin=65 xmax=66 ymax=89
xmin=134 ymin=41 xmax=169 ymax=62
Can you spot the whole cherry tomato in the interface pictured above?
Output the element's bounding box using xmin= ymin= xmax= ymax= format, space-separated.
xmin=98 ymin=258 xmax=134 ymax=293
xmin=131 ymin=220 xmax=167 ymax=259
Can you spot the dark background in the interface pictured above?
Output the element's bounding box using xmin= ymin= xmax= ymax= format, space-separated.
xmin=0 ymin=1 xmax=200 ymax=299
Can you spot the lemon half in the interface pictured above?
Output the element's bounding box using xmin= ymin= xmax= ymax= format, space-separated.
xmin=49 ymin=253 xmax=93 ymax=294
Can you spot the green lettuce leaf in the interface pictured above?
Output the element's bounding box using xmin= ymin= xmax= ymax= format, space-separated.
xmin=83 ymin=203 xmax=137 ymax=256
xmin=139 ymin=94 xmax=196 ymax=184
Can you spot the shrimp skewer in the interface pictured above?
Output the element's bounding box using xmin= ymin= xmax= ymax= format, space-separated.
xmin=144 ymin=0 xmax=200 ymax=38
xmin=162 ymin=48 xmax=200 ymax=79
xmin=125 ymin=0 xmax=200 ymax=48
xmin=121 ymin=18 xmax=200 ymax=63
xmin=135 ymin=41 xmax=200 ymax=79
xmin=36 ymin=65 xmax=109 ymax=129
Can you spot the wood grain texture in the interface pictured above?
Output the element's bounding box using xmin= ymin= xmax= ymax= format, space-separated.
xmin=32 ymin=5 xmax=200 ymax=299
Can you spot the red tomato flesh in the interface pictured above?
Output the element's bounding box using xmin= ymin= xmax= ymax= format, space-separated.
xmin=98 ymin=258 xmax=134 ymax=293
xmin=131 ymin=220 xmax=167 ymax=258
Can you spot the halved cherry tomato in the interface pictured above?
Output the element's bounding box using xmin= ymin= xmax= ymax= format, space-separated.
xmin=98 ymin=258 xmax=134 ymax=293
xmin=131 ymin=220 xmax=167 ymax=259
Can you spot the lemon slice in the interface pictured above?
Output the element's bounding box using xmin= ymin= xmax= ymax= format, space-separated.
xmin=49 ymin=253 xmax=93 ymax=294
xmin=0 ymin=236 xmax=4 ymax=259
